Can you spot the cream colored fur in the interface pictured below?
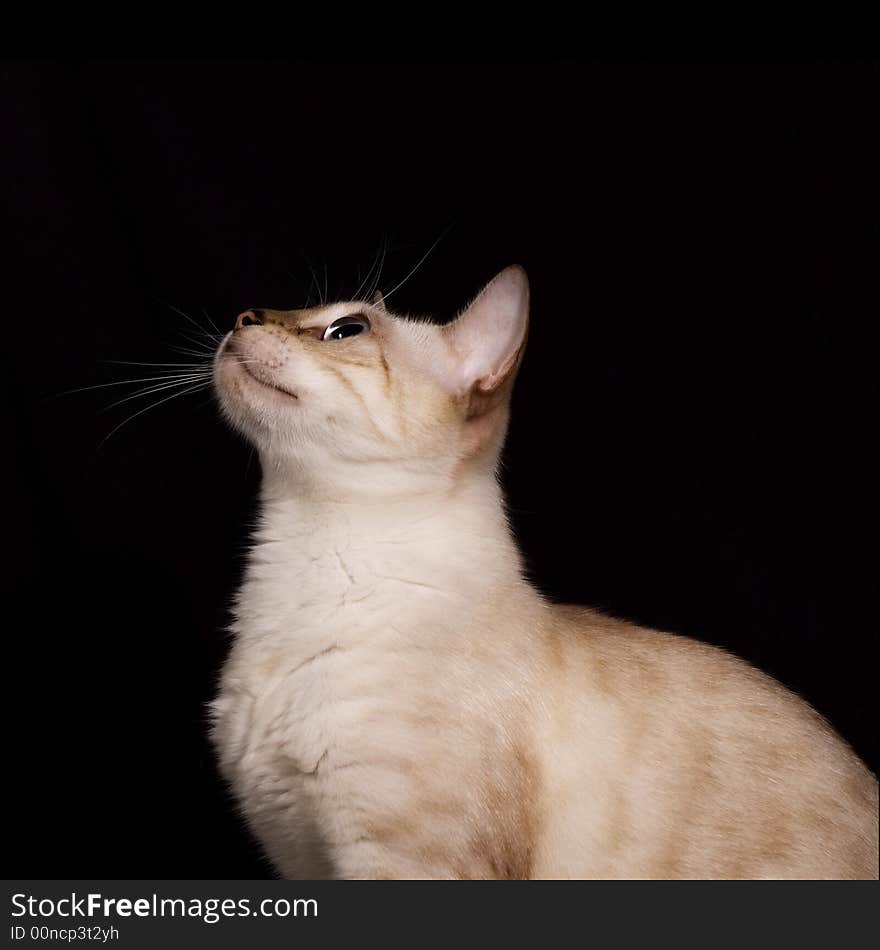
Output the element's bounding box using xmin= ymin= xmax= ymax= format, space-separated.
xmin=211 ymin=267 xmax=878 ymax=879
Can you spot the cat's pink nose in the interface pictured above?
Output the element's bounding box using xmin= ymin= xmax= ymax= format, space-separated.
xmin=235 ymin=309 xmax=264 ymax=330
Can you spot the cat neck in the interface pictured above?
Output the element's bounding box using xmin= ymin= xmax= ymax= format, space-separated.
xmin=256 ymin=466 xmax=519 ymax=570
xmin=240 ymin=466 xmax=534 ymax=640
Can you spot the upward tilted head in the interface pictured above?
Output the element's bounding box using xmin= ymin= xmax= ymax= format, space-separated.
xmin=213 ymin=266 xmax=529 ymax=498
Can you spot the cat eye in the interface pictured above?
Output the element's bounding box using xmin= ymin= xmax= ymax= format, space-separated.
xmin=322 ymin=315 xmax=370 ymax=341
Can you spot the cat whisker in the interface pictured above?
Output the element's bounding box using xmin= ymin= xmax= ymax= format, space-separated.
xmin=99 ymin=381 xmax=214 ymax=447
xmin=351 ymin=258 xmax=372 ymax=303
xmin=175 ymin=343 xmax=223 ymax=361
xmin=103 ymin=359 xmax=215 ymax=369
xmin=104 ymin=377 xmax=214 ymax=411
xmin=354 ymin=243 xmax=379 ymax=304
xmin=201 ymin=308 xmax=223 ymax=336
xmin=304 ymin=254 xmax=323 ymax=309
xmin=170 ymin=345 xmax=221 ymax=359
xmin=365 ymin=237 xmax=389 ymax=304
xmin=166 ymin=302 xmax=222 ymax=341
xmin=380 ymin=227 xmax=451 ymax=304
xmin=352 ymin=238 xmax=387 ymax=303
xmin=179 ymin=329 xmax=223 ymax=349
xmin=56 ymin=372 xmax=213 ymax=398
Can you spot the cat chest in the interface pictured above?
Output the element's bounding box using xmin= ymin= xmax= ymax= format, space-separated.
xmin=214 ymin=632 xmax=421 ymax=802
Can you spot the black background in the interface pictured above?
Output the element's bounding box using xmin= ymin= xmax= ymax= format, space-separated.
xmin=2 ymin=63 xmax=876 ymax=877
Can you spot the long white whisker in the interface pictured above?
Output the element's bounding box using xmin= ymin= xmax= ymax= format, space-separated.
xmin=105 ymin=378 xmax=213 ymax=410
xmin=100 ymin=382 xmax=211 ymax=447
xmin=304 ymin=255 xmax=322 ymax=308
xmin=365 ymin=236 xmax=389 ymax=303
xmin=352 ymin=241 xmax=384 ymax=302
xmin=179 ymin=329 xmax=222 ymax=349
xmin=170 ymin=345 xmax=220 ymax=358
xmin=58 ymin=373 xmax=212 ymax=397
xmin=166 ymin=303 xmax=218 ymax=339
xmin=202 ymin=308 xmax=223 ymax=335
xmin=176 ymin=342 xmax=221 ymax=360
xmin=103 ymin=360 xmax=213 ymax=368
xmin=381 ymin=227 xmax=451 ymax=303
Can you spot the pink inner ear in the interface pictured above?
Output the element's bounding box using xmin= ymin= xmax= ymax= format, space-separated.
xmin=444 ymin=266 xmax=529 ymax=395
xmin=476 ymin=348 xmax=520 ymax=393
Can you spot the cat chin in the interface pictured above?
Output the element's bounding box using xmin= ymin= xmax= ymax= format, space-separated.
xmin=216 ymin=350 xmax=300 ymax=410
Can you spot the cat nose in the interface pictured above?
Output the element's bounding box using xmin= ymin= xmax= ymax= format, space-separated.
xmin=235 ymin=309 xmax=264 ymax=330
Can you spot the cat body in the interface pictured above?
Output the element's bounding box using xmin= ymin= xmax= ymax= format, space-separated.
xmin=211 ymin=268 xmax=878 ymax=879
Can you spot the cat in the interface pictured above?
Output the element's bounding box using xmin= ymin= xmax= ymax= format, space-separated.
xmin=210 ymin=266 xmax=878 ymax=879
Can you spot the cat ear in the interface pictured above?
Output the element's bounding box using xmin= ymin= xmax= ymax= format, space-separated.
xmin=443 ymin=266 xmax=529 ymax=415
xmin=372 ymin=290 xmax=387 ymax=313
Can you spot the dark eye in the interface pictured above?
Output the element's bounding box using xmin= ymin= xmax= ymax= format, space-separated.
xmin=322 ymin=315 xmax=370 ymax=341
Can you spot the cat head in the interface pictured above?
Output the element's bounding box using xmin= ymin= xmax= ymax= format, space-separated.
xmin=213 ymin=266 xmax=529 ymax=497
